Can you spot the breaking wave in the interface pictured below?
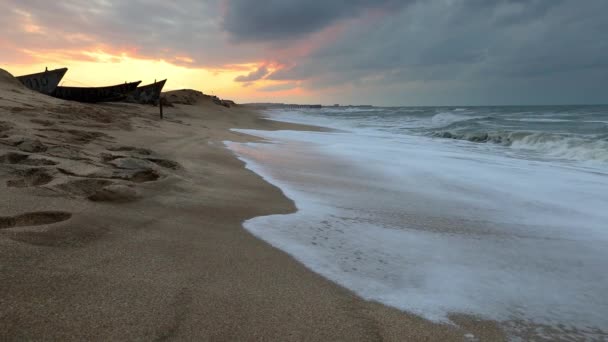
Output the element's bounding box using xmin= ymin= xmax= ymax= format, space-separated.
xmin=264 ymin=105 xmax=608 ymax=164
xmin=430 ymin=112 xmax=483 ymax=127
xmin=433 ymin=130 xmax=608 ymax=162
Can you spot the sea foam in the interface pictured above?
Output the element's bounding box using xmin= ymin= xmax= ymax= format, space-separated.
xmin=226 ymin=106 xmax=608 ymax=340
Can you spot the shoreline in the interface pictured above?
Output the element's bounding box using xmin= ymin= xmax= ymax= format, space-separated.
xmin=0 ymin=75 xmax=505 ymax=340
xmin=233 ymin=108 xmax=608 ymax=342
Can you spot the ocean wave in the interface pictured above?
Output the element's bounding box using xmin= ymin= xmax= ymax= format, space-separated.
xmin=321 ymin=107 xmax=385 ymax=114
xmin=430 ymin=112 xmax=481 ymax=127
xmin=508 ymin=118 xmax=574 ymax=123
xmin=433 ymin=131 xmax=608 ymax=162
xmin=267 ymin=105 xmax=608 ymax=163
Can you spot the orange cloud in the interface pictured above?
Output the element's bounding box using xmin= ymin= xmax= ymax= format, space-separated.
xmin=2 ymin=46 xmax=313 ymax=104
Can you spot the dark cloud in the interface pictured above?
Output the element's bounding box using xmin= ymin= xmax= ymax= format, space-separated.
xmin=234 ymin=65 xmax=269 ymax=82
xmin=264 ymin=0 xmax=608 ymax=104
xmin=266 ymin=66 xmax=298 ymax=81
xmin=222 ymin=0 xmax=409 ymax=41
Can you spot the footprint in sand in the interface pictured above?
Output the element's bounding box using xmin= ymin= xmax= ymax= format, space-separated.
xmin=0 ymin=121 xmax=13 ymax=133
xmin=112 ymin=169 xmax=160 ymax=183
xmin=107 ymin=146 xmax=152 ymax=155
xmin=16 ymin=139 xmax=47 ymax=153
xmin=88 ymin=184 xmax=140 ymax=203
xmin=55 ymin=178 xmax=113 ymax=197
xmin=105 ymin=146 xmax=181 ymax=170
xmin=57 ymin=167 xmax=161 ymax=183
xmin=0 ymin=152 xmax=57 ymax=166
xmin=0 ymin=211 xmax=72 ymax=230
xmin=6 ymin=168 xmax=54 ymax=187
xmin=29 ymin=119 xmax=55 ymax=127
xmin=55 ymin=178 xmax=140 ymax=203
xmin=145 ymin=158 xmax=181 ymax=170
xmin=107 ymin=157 xmax=157 ymax=170
xmin=1 ymin=211 xmax=108 ymax=247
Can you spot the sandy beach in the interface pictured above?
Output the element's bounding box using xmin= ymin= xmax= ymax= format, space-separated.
xmin=0 ymin=69 xmax=507 ymax=341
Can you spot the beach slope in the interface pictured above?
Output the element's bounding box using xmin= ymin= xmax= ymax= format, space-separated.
xmin=0 ymin=70 xmax=504 ymax=341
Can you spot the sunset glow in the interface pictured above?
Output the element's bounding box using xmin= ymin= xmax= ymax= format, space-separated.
xmin=2 ymin=3 xmax=315 ymax=104
xmin=4 ymin=46 xmax=309 ymax=103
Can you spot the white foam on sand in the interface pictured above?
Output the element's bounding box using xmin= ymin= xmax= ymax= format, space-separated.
xmin=225 ymin=122 xmax=608 ymax=339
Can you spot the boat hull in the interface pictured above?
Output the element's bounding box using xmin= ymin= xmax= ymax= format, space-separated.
xmin=51 ymin=81 xmax=142 ymax=103
xmin=16 ymin=68 xmax=68 ymax=94
xmin=124 ymin=79 xmax=167 ymax=105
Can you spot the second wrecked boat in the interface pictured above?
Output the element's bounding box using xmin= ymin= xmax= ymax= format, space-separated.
xmin=124 ymin=79 xmax=167 ymax=105
xmin=51 ymin=81 xmax=142 ymax=103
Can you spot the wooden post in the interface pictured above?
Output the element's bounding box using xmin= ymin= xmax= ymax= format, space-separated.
xmin=159 ymin=97 xmax=164 ymax=120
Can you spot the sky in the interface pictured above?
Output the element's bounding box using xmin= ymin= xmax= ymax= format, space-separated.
xmin=1 ymin=0 xmax=607 ymax=106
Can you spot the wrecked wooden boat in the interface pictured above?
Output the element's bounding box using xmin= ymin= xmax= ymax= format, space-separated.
xmin=124 ymin=79 xmax=167 ymax=105
xmin=16 ymin=67 xmax=68 ymax=94
xmin=51 ymin=81 xmax=141 ymax=103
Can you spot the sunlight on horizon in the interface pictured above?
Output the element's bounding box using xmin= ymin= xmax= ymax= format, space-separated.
xmin=4 ymin=49 xmax=308 ymax=103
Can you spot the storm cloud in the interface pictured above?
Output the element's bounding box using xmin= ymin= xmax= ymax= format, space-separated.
xmin=264 ymin=0 xmax=608 ymax=104
xmin=222 ymin=0 xmax=408 ymax=41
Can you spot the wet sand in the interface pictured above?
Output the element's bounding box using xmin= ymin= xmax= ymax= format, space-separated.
xmin=0 ymin=69 xmax=506 ymax=341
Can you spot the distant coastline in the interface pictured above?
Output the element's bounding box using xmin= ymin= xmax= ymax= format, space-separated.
xmin=244 ymin=102 xmax=374 ymax=109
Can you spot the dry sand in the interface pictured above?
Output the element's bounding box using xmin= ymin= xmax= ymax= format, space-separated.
xmin=0 ymin=69 xmax=507 ymax=341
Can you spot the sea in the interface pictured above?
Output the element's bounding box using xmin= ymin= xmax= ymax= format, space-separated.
xmin=226 ymin=105 xmax=608 ymax=341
